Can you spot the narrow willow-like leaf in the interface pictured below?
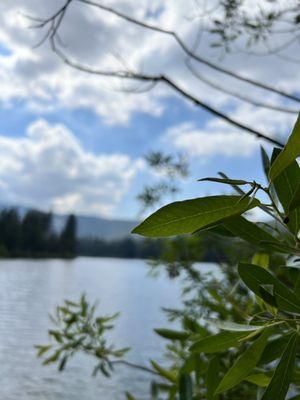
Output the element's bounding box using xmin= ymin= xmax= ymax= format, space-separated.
xmin=204 ymin=318 xmax=263 ymax=332
xmin=238 ymin=263 xmax=300 ymax=313
xmin=271 ymin=148 xmax=300 ymax=235
xmin=260 ymin=146 xmax=271 ymax=180
xmin=154 ymin=328 xmax=190 ymax=341
xmin=245 ymin=373 xmax=271 ymax=387
xmin=269 ymin=115 xmax=300 ymax=182
xmin=150 ymin=360 xmax=177 ymax=383
xmin=132 ymin=196 xmax=260 ymax=237
xmin=198 ymin=177 xmax=249 ymax=185
xmin=215 ymin=331 xmax=269 ymax=394
xmin=259 ymin=335 xmax=290 ymax=365
xmin=190 ymin=331 xmax=251 ymax=354
xmin=260 ymin=241 xmax=300 ymax=256
xmin=289 ymin=183 xmax=300 ymax=213
xmin=223 ymin=216 xmax=280 ymax=247
xmin=125 ymin=392 xmax=137 ymax=400
xmin=262 ymin=333 xmax=298 ymax=400
xmin=179 ymin=374 xmax=193 ymax=400
xmin=206 ymin=356 xmax=221 ymax=399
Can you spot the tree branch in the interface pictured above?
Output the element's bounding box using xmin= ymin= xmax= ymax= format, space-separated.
xmin=76 ymin=0 xmax=300 ymax=104
xmin=51 ymin=41 xmax=284 ymax=148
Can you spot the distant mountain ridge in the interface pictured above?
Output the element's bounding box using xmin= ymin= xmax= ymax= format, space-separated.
xmin=54 ymin=214 xmax=138 ymax=240
xmin=0 ymin=204 xmax=138 ymax=240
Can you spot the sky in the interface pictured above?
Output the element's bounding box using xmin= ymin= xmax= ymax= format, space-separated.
xmin=0 ymin=0 xmax=298 ymax=220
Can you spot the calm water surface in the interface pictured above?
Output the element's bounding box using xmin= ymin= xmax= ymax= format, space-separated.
xmin=0 ymin=257 xmax=187 ymax=399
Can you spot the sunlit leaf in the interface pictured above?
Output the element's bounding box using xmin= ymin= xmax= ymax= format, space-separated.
xmin=132 ymin=196 xmax=260 ymax=237
xmin=269 ymin=115 xmax=300 ymax=182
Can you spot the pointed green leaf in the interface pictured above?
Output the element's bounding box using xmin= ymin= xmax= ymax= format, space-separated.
xmin=259 ymin=335 xmax=290 ymax=365
xmin=150 ymin=360 xmax=177 ymax=383
xmin=245 ymin=373 xmax=271 ymax=387
xmin=206 ymin=356 xmax=221 ymax=399
xmin=132 ymin=196 xmax=260 ymax=237
xmin=190 ymin=331 xmax=251 ymax=354
xmin=179 ymin=373 xmax=193 ymax=400
xmin=262 ymin=333 xmax=298 ymax=400
xmin=238 ymin=263 xmax=300 ymax=313
xmin=269 ymin=115 xmax=300 ymax=182
xmin=215 ymin=331 xmax=269 ymax=394
xmin=271 ymin=148 xmax=300 ymax=235
xmin=198 ymin=177 xmax=249 ymax=185
xmin=289 ymin=183 xmax=300 ymax=213
xmin=204 ymin=318 xmax=263 ymax=332
xmin=154 ymin=329 xmax=190 ymax=341
xmin=223 ymin=216 xmax=280 ymax=247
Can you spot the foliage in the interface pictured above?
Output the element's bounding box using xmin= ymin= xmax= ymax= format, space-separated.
xmin=38 ymin=116 xmax=300 ymax=399
xmin=0 ymin=208 xmax=77 ymax=258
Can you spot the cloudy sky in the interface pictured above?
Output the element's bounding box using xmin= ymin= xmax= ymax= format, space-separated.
xmin=0 ymin=0 xmax=298 ymax=219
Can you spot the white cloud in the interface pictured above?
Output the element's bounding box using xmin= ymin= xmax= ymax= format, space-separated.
xmin=163 ymin=121 xmax=259 ymax=159
xmin=0 ymin=119 xmax=144 ymax=216
xmin=0 ymin=0 xmax=298 ymax=128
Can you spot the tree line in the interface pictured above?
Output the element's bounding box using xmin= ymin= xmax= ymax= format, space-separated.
xmin=0 ymin=208 xmax=76 ymax=258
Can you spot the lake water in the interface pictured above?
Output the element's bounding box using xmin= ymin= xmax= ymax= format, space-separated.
xmin=0 ymin=257 xmax=188 ymax=400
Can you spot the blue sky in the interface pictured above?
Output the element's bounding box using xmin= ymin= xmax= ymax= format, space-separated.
xmin=0 ymin=1 xmax=298 ymax=219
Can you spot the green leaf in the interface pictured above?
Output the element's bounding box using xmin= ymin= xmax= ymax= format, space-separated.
xmin=215 ymin=330 xmax=269 ymax=394
xmin=245 ymin=373 xmax=271 ymax=387
xmin=262 ymin=333 xmax=298 ymax=400
xmin=260 ymin=240 xmax=300 ymax=255
xmin=269 ymin=115 xmax=300 ymax=182
xmin=125 ymin=392 xmax=137 ymax=400
xmin=204 ymin=318 xmax=263 ymax=331
xmin=206 ymin=356 xmax=221 ymax=399
xmin=179 ymin=373 xmax=193 ymax=400
xmin=252 ymin=253 xmax=269 ymax=269
xmin=132 ymin=195 xmax=260 ymax=237
xmin=238 ymin=263 xmax=300 ymax=313
xmin=271 ymin=148 xmax=300 ymax=235
xmin=154 ymin=328 xmax=190 ymax=341
xmin=35 ymin=344 xmax=52 ymax=357
xmin=190 ymin=331 xmax=251 ymax=354
xmin=259 ymin=335 xmax=290 ymax=365
xmin=260 ymin=146 xmax=271 ymax=179
xmin=150 ymin=360 xmax=177 ymax=383
xmin=198 ymin=177 xmax=249 ymax=185
xmin=289 ymin=183 xmax=300 ymax=213
xmin=223 ymin=216 xmax=280 ymax=247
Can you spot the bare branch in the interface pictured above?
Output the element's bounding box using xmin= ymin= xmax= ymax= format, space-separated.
xmin=75 ymin=0 xmax=300 ymax=104
xmin=51 ymin=40 xmax=284 ymax=148
xmin=186 ymin=59 xmax=299 ymax=115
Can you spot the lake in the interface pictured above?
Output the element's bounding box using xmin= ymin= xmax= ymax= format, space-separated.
xmin=0 ymin=257 xmax=191 ymax=399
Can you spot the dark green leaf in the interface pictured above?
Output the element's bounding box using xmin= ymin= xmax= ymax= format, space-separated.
xmin=215 ymin=330 xmax=269 ymax=394
xmin=238 ymin=263 xmax=300 ymax=313
xmin=269 ymin=115 xmax=300 ymax=182
xmin=190 ymin=331 xmax=250 ymax=354
xmin=132 ymin=196 xmax=260 ymax=237
xmin=206 ymin=356 xmax=221 ymax=399
xmin=262 ymin=333 xmax=298 ymax=400
xmin=223 ymin=216 xmax=280 ymax=247
xmin=154 ymin=328 xmax=190 ymax=341
xmin=289 ymin=183 xmax=300 ymax=213
xmin=271 ymin=148 xmax=300 ymax=235
xmin=259 ymin=334 xmax=291 ymax=365
xmin=179 ymin=373 xmax=193 ymax=400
